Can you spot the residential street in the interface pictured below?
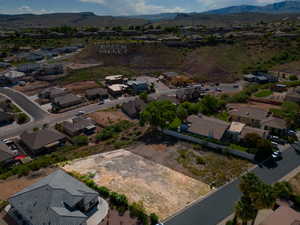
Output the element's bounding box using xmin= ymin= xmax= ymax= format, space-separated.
xmin=165 ymin=147 xmax=300 ymax=225
xmin=0 ymin=88 xmax=48 ymax=121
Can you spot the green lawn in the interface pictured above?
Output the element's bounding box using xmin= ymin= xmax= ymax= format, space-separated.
xmin=214 ymin=111 xmax=230 ymax=122
xmin=229 ymin=144 xmax=248 ymax=152
xmin=254 ymin=89 xmax=273 ymax=98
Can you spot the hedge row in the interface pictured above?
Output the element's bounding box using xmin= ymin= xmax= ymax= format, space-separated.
xmin=71 ymin=172 xmax=159 ymax=225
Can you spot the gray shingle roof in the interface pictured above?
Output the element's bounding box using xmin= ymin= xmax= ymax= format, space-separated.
xmin=187 ymin=115 xmax=230 ymax=140
xmin=62 ymin=117 xmax=95 ymax=134
xmin=228 ymin=106 xmax=269 ymax=121
xmin=9 ymin=169 xmax=99 ymax=225
xmin=20 ymin=128 xmax=65 ymax=151
xmin=54 ymin=94 xmax=82 ymax=106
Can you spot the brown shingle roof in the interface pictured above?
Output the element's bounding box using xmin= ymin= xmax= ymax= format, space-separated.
xmin=20 ymin=129 xmax=65 ymax=151
xmin=187 ymin=115 xmax=230 ymax=140
xmin=261 ymin=117 xmax=287 ymax=129
xmin=62 ymin=117 xmax=95 ymax=134
xmin=228 ymin=106 xmax=269 ymax=121
xmin=240 ymin=126 xmax=269 ymax=139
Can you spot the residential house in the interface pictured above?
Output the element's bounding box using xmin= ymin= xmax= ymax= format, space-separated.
xmin=105 ymin=75 xmax=124 ymax=85
xmin=16 ymin=52 xmax=44 ymax=62
xmin=53 ymin=94 xmax=83 ymax=109
xmin=8 ymin=169 xmax=107 ymax=225
xmin=38 ymin=64 xmax=64 ymax=76
xmin=0 ymin=62 xmax=11 ymax=68
xmin=39 ymin=87 xmax=69 ymax=100
xmin=227 ymin=122 xmax=269 ymax=142
xmin=0 ymin=140 xmax=15 ymax=164
xmin=261 ymin=117 xmax=288 ymax=136
xmin=62 ymin=117 xmax=96 ymax=137
xmin=127 ymin=80 xmax=149 ymax=94
xmin=259 ymin=206 xmax=300 ymax=225
xmin=285 ymin=87 xmax=300 ymax=104
xmin=20 ymin=128 xmax=66 ymax=155
xmin=186 ymin=115 xmax=230 ymax=141
xmin=228 ymin=105 xmax=270 ymax=128
xmin=176 ymin=86 xmax=203 ymax=102
xmin=107 ymin=84 xmax=128 ymax=97
xmin=17 ymin=63 xmax=41 ymax=74
xmin=0 ymin=111 xmax=14 ymax=126
xmin=85 ymin=88 xmax=108 ymax=100
xmin=162 ymin=72 xmax=179 ymax=80
xmin=272 ymin=84 xmax=287 ymax=92
xmin=3 ymin=71 xmax=26 ymax=83
xmin=244 ymin=74 xmax=257 ymax=82
xmin=121 ymin=98 xmax=146 ymax=119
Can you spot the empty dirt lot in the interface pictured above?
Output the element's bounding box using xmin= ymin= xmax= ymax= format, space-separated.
xmin=89 ymin=110 xmax=132 ymax=127
xmin=63 ymin=149 xmax=211 ymax=219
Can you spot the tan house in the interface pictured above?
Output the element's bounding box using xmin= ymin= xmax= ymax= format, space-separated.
xmin=261 ymin=117 xmax=288 ymax=136
xmin=285 ymin=87 xmax=300 ymax=104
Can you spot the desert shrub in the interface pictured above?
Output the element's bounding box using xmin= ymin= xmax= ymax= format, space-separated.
xmin=72 ymin=135 xmax=89 ymax=146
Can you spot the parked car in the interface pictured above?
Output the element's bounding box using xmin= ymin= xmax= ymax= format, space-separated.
xmin=271 ymin=141 xmax=279 ymax=150
xmin=75 ymin=111 xmax=85 ymax=116
xmin=98 ymin=100 xmax=104 ymax=105
xmin=272 ymin=151 xmax=282 ymax=160
xmin=233 ymin=84 xmax=239 ymax=88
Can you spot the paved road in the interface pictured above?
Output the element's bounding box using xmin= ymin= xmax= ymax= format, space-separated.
xmin=165 ymin=148 xmax=300 ymax=225
xmin=0 ymin=88 xmax=48 ymax=121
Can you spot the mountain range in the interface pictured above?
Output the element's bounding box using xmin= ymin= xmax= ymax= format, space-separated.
xmin=1 ymin=1 xmax=300 ymax=28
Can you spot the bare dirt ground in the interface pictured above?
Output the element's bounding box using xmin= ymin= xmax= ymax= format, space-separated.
xmin=0 ymin=167 xmax=57 ymax=200
xmin=99 ymin=209 xmax=138 ymax=225
xmin=63 ymin=149 xmax=211 ymax=220
xmin=89 ymin=110 xmax=132 ymax=127
xmin=63 ymin=81 xmax=100 ymax=95
xmin=14 ymin=81 xmax=51 ymax=96
xmin=129 ymin=135 xmax=251 ymax=187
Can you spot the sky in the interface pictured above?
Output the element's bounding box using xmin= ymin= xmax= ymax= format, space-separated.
xmin=0 ymin=0 xmax=287 ymax=16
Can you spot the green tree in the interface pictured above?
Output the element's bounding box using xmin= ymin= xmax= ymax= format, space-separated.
xmin=199 ymin=95 xmax=223 ymax=115
xmin=150 ymin=213 xmax=159 ymax=225
xmin=16 ymin=113 xmax=28 ymax=124
xmin=272 ymin=181 xmax=293 ymax=199
xmin=289 ymin=75 xmax=298 ymax=81
xmin=72 ymin=135 xmax=88 ymax=146
xmin=140 ymin=100 xmax=177 ymax=129
xmin=243 ymin=133 xmax=261 ymax=148
xmin=235 ymin=196 xmax=257 ymax=225
xmin=255 ymin=139 xmax=273 ymax=162
xmin=139 ymin=92 xmax=148 ymax=102
xmin=176 ymin=104 xmax=189 ymax=120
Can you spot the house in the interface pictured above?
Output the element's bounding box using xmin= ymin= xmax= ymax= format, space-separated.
xmin=127 ymin=80 xmax=149 ymax=94
xmin=228 ymin=105 xmax=270 ymax=128
xmin=0 ymin=111 xmax=14 ymax=126
xmin=3 ymin=71 xmax=26 ymax=83
xmin=53 ymin=94 xmax=83 ymax=109
xmin=163 ymin=71 xmax=179 ymax=79
xmin=0 ymin=62 xmax=11 ymax=68
xmin=259 ymin=206 xmax=300 ymax=225
xmin=105 ymin=75 xmax=124 ymax=85
xmin=8 ymin=169 xmax=108 ymax=225
xmin=0 ymin=140 xmax=15 ymax=164
xmin=121 ymin=98 xmax=146 ymax=119
xmin=62 ymin=117 xmax=96 ymax=136
xmin=39 ymin=64 xmax=64 ymax=76
xmin=39 ymin=87 xmax=69 ymax=100
xmin=176 ymin=86 xmax=203 ymax=102
xmin=20 ymin=128 xmax=66 ymax=155
xmin=107 ymin=84 xmax=128 ymax=97
xmin=85 ymin=88 xmax=108 ymax=100
xmin=227 ymin=122 xmax=269 ymax=141
xmin=17 ymin=63 xmax=41 ymax=74
xmin=285 ymin=87 xmax=300 ymax=104
xmin=16 ymin=52 xmax=44 ymax=62
xmin=272 ymin=84 xmax=287 ymax=92
xmin=186 ymin=115 xmax=230 ymax=141
xmin=261 ymin=117 xmax=288 ymax=136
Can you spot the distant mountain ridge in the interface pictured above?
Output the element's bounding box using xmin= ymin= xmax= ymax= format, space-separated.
xmin=204 ymin=0 xmax=300 ymax=14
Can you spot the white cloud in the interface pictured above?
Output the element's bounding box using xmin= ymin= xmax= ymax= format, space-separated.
xmin=80 ymin=0 xmax=186 ymax=15
xmin=0 ymin=5 xmax=51 ymax=15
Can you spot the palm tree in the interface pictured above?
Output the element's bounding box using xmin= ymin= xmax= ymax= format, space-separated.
xmin=235 ymin=196 xmax=257 ymax=225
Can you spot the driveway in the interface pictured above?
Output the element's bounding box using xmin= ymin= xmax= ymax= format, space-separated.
xmin=165 ymin=147 xmax=300 ymax=225
xmin=0 ymin=88 xmax=48 ymax=121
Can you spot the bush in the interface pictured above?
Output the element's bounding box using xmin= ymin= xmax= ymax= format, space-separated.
xmin=0 ymin=200 xmax=8 ymax=212
xmin=96 ymin=120 xmax=134 ymax=141
xmin=72 ymin=135 xmax=88 ymax=146
xmin=150 ymin=213 xmax=159 ymax=225
xmin=195 ymin=156 xmax=206 ymax=165
xmin=97 ymin=186 xmax=110 ymax=199
xmin=17 ymin=113 xmax=28 ymax=124
xmin=289 ymin=75 xmax=298 ymax=81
